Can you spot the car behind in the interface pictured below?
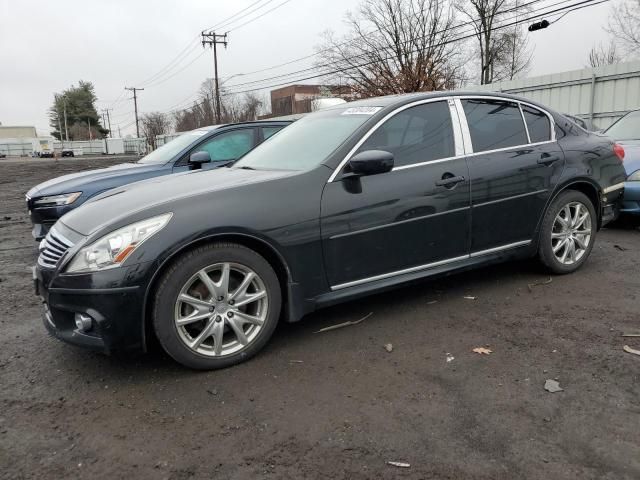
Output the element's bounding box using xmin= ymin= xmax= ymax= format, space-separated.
xmin=26 ymin=120 xmax=290 ymax=239
xmin=601 ymin=110 xmax=640 ymax=215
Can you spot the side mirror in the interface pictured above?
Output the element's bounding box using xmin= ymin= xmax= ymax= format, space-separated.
xmin=189 ymin=150 xmax=212 ymax=166
xmin=348 ymin=150 xmax=394 ymax=176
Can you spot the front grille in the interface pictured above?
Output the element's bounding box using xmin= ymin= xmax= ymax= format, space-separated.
xmin=38 ymin=228 xmax=74 ymax=268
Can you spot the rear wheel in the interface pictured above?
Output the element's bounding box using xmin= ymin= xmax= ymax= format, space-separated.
xmin=538 ymin=190 xmax=597 ymax=274
xmin=153 ymin=243 xmax=281 ymax=370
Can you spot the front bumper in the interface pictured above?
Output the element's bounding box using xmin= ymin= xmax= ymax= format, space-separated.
xmin=27 ymin=203 xmax=76 ymax=241
xmin=621 ymin=181 xmax=640 ymax=215
xmin=35 ymin=261 xmax=152 ymax=354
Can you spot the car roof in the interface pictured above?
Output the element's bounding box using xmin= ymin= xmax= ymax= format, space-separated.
xmin=196 ymin=119 xmax=293 ymax=132
xmin=321 ymin=90 xmax=556 ymax=114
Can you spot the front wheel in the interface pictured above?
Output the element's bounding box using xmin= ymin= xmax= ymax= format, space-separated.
xmin=538 ymin=190 xmax=597 ymax=274
xmin=153 ymin=243 xmax=281 ymax=370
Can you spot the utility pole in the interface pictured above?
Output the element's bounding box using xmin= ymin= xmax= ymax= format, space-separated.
xmin=63 ymin=100 xmax=69 ymax=141
xmin=101 ymin=108 xmax=113 ymax=137
xmin=201 ymin=31 xmax=228 ymax=124
xmin=87 ymin=116 xmax=93 ymax=141
xmin=125 ymin=87 xmax=144 ymax=137
xmin=55 ymin=94 xmax=63 ymax=145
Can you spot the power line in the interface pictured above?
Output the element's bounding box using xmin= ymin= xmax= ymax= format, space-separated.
xmin=143 ymin=50 xmax=207 ymax=88
xmin=226 ymin=0 xmax=295 ymax=33
xmin=204 ymin=0 xmax=278 ymax=32
xmin=218 ymin=0 xmax=558 ymax=84
xmin=134 ymin=1 xmax=282 ymax=89
xmin=161 ymin=0 xmax=599 ymax=117
xmin=221 ymin=0 xmax=571 ymax=92
xmin=134 ymin=38 xmax=201 ymax=88
xmin=222 ymin=0 xmax=610 ymax=96
xmin=130 ymin=0 xmax=607 ymax=128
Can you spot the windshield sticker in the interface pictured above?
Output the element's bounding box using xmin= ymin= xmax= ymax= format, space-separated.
xmin=341 ymin=106 xmax=383 ymax=115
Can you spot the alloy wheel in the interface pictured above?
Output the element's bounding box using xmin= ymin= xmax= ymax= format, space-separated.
xmin=174 ymin=262 xmax=269 ymax=357
xmin=551 ymin=201 xmax=592 ymax=265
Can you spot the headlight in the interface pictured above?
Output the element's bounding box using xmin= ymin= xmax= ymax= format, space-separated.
xmin=628 ymin=170 xmax=640 ymax=181
xmin=34 ymin=192 xmax=81 ymax=207
xmin=65 ymin=213 xmax=172 ymax=273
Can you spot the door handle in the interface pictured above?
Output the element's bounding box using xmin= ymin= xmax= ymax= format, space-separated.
xmin=537 ymin=154 xmax=560 ymax=166
xmin=435 ymin=174 xmax=465 ymax=187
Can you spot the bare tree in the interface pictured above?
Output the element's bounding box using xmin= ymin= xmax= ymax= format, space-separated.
xmin=457 ymin=0 xmax=532 ymax=84
xmin=494 ymin=23 xmax=532 ymax=80
xmin=606 ymin=0 xmax=640 ymax=56
xmin=222 ymin=93 xmax=265 ymax=123
xmin=588 ymin=41 xmax=621 ymax=67
xmin=140 ymin=112 xmax=172 ymax=149
xmin=172 ymin=80 xmax=266 ymax=132
xmin=316 ymin=0 xmax=465 ymax=98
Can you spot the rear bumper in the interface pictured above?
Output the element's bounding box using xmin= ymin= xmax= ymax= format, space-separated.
xmin=621 ymin=181 xmax=640 ymax=215
xmin=601 ymin=183 xmax=625 ymax=226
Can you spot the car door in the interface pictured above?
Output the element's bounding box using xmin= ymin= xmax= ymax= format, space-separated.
xmin=173 ymin=127 xmax=258 ymax=172
xmin=457 ymin=97 xmax=565 ymax=253
xmin=320 ymin=99 xmax=471 ymax=289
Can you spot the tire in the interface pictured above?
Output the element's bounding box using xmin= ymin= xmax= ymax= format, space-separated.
xmin=153 ymin=242 xmax=282 ymax=370
xmin=538 ymin=190 xmax=597 ymax=274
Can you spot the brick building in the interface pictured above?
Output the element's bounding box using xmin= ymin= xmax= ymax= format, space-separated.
xmin=267 ymin=84 xmax=353 ymax=117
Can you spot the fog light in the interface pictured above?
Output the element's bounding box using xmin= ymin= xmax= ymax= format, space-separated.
xmin=74 ymin=313 xmax=93 ymax=332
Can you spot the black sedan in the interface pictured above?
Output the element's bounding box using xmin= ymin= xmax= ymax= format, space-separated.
xmin=34 ymin=92 xmax=626 ymax=369
xmin=26 ymin=120 xmax=290 ymax=240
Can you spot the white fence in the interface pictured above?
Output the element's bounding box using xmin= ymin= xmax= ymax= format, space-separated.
xmin=0 ymin=139 xmax=33 ymax=157
xmin=0 ymin=137 xmax=147 ymax=157
xmin=466 ymin=60 xmax=640 ymax=130
xmin=156 ymin=133 xmax=183 ymax=147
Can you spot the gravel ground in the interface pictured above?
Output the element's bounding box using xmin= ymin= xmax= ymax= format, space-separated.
xmin=1 ymin=158 xmax=639 ymax=479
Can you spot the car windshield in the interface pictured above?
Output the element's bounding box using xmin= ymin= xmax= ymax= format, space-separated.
xmin=137 ymin=129 xmax=212 ymax=164
xmin=605 ymin=111 xmax=640 ymax=141
xmin=233 ymin=106 xmax=379 ymax=171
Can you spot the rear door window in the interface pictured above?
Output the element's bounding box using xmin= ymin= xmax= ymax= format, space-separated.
xmin=462 ymin=99 xmax=528 ymax=152
xmin=357 ymin=101 xmax=455 ymax=167
xmin=522 ymin=105 xmax=552 ymax=143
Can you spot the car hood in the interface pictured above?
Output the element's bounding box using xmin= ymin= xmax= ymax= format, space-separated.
xmin=26 ymin=162 xmax=164 ymax=198
xmin=60 ymin=167 xmax=296 ymax=236
xmin=618 ymin=140 xmax=640 ymax=176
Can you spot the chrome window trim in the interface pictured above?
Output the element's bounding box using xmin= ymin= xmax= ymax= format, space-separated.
xmin=462 ymin=140 xmax=556 ymax=159
xmin=330 ymin=239 xmax=532 ymax=290
xmin=448 ymin=98 xmax=465 ymax=157
xmin=327 ymin=94 xmax=558 ymax=182
xmin=454 ymin=95 xmax=557 ymax=147
xmin=453 ymin=98 xmax=473 ymax=154
xmin=519 ymin=103 xmax=532 ymax=143
xmin=327 ymin=97 xmax=460 ymax=182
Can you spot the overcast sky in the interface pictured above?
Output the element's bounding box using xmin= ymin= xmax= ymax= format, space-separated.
xmin=0 ymin=0 xmax=615 ymax=136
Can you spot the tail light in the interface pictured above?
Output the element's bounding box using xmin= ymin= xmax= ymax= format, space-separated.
xmin=613 ymin=143 xmax=625 ymax=162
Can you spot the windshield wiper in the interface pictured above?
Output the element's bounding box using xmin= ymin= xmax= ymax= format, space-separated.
xmin=238 ymin=165 xmax=256 ymax=170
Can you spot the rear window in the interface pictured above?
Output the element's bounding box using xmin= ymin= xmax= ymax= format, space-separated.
xmin=522 ymin=105 xmax=551 ymax=143
xmin=462 ymin=99 xmax=528 ymax=153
